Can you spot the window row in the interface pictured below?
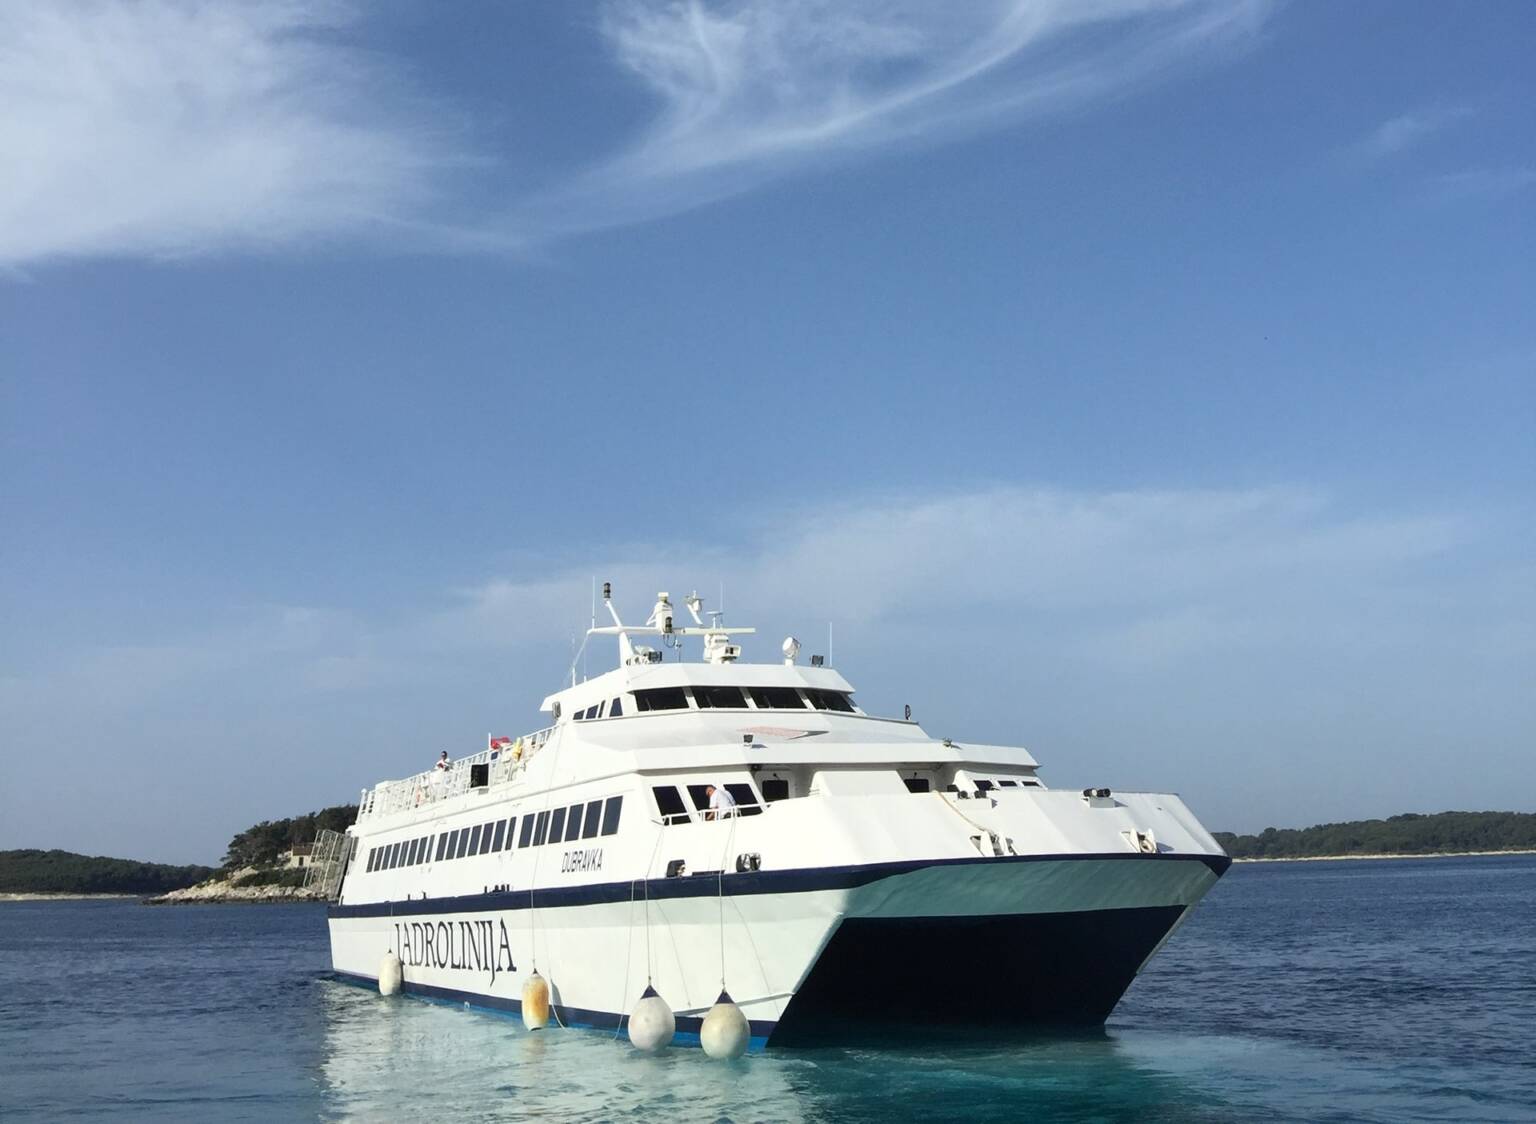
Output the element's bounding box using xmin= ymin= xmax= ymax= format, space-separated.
xmin=362 ymin=795 xmax=624 ymax=874
xmin=631 ymin=685 xmax=856 ymax=714
xmin=650 ymin=783 xmax=763 ymax=826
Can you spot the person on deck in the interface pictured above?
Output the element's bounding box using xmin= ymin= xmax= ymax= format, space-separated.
xmin=705 ymin=783 xmax=737 ymax=821
xmin=435 ymin=751 xmax=451 ymax=772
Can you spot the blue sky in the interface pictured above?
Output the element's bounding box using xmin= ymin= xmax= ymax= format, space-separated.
xmin=2 ymin=1 xmax=1532 ymax=864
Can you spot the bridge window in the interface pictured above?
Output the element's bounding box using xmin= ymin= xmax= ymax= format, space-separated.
xmin=582 ymin=799 xmax=602 ymax=839
xmin=601 ymin=795 xmax=623 ymax=835
xmin=635 ymin=687 xmax=689 ymax=711
xmin=748 ymin=686 xmax=806 ymax=709
xmin=761 ymin=778 xmax=790 ymax=803
xmin=693 ymin=685 xmax=747 ymax=709
xmin=975 ymin=780 xmax=995 ymax=793
xmin=565 ymin=804 xmax=584 ymax=841
xmin=583 ymin=704 xmax=599 ymax=720
xmin=652 ymin=785 xmax=691 ymax=825
xmin=998 ymin=780 xmax=1018 ymax=787
xmin=609 ymin=697 xmax=623 ymax=717
xmin=804 ymin=689 xmax=855 ymax=712
xmin=903 ymin=777 xmax=931 ymax=793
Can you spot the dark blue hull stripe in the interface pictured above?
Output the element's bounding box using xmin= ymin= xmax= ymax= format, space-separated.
xmin=330 ymin=970 xmax=775 ymax=1046
xmin=328 ymin=850 xmax=1229 ymax=919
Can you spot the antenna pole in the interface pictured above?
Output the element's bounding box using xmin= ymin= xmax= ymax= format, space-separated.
xmin=828 ymin=621 xmax=833 ymax=665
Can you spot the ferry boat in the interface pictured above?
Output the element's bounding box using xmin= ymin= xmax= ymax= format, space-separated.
xmin=316 ymin=585 xmax=1230 ymax=1047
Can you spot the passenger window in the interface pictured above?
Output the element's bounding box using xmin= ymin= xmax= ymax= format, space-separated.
xmin=724 ymin=783 xmax=762 ymax=816
xmin=652 ymin=785 xmax=691 ymax=825
xmin=549 ymin=807 xmax=567 ymax=842
xmin=610 ymin=697 xmax=623 ymax=717
xmin=518 ymin=816 xmax=535 ymax=848
xmin=492 ymin=820 xmax=508 ymax=851
xmin=407 ymin=839 xmax=419 ymax=866
xmin=533 ymin=810 xmax=549 ymax=846
xmin=365 ymin=849 xmax=376 ymax=872
xmin=601 ymin=795 xmax=623 ymax=835
xmin=442 ymin=831 xmax=457 ymax=859
xmin=455 ymin=830 xmax=472 ymax=860
xmin=432 ymin=835 xmax=446 ymax=861
xmin=467 ymin=825 xmax=483 ymax=855
xmin=761 ymin=778 xmax=790 ymax=802
xmin=748 ymin=686 xmax=807 ymax=709
xmin=582 ymin=799 xmax=602 ymax=839
xmin=583 ymin=705 xmax=599 ymax=720
xmin=634 ymin=687 xmax=689 ymax=711
xmin=999 ymin=780 xmax=1018 ymax=788
xmin=565 ymin=804 xmax=584 ymax=841
xmin=386 ymin=843 xmax=400 ymax=869
xmin=503 ymin=817 xmax=516 ymax=850
xmin=693 ymin=685 xmax=747 ymax=709
xmin=478 ymin=822 xmax=496 ymax=854
xmin=976 ymin=780 xmax=995 ymax=792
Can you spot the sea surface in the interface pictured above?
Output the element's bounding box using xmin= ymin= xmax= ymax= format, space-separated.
xmin=1 ymin=855 xmax=1533 ymax=1122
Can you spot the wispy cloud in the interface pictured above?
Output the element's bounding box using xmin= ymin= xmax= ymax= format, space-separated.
xmin=0 ymin=0 xmax=1271 ymax=268
xmin=1430 ymin=166 xmax=1536 ymax=202
xmin=1355 ymin=105 xmax=1471 ymax=162
xmin=528 ymin=0 xmax=1272 ymax=235
xmin=0 ymin=0 xmax=463 ymax=269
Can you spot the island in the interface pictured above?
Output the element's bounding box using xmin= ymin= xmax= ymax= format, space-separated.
xmin=1 ymin=849 xmax=215 ymax=898
xmin=148 ymin=802 xmax=358 ymax=903
xmin=1213 ymin=810 xmax=1536 ymax=860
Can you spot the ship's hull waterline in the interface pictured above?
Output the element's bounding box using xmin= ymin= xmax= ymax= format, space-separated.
xmin=327 ymin=851 xmax=1228 ymax=1047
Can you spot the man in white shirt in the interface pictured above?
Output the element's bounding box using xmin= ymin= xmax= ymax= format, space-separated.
xmin=705 ymin=783 xmax=737 ymax=821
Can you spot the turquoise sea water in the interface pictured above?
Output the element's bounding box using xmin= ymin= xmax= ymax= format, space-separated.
xmin=2 ymin=855 xmax=1533 ymax=1122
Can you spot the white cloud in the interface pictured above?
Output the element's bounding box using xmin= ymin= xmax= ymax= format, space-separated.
xmin=0 ymin=0 xmax=464 ymax=268
xmin=533 ymin=0 xmax=1271 ymax=234
xmin=0 ymin=1 xmax=1272 ymax=267
xmin=5 ymin=483 xmax=1530 ymax=860
xmin=1356 ymin=105 xmax=1470 ymax=162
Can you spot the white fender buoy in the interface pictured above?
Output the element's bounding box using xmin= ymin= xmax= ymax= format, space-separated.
xmin=699 ymin=990 xmax=749 ymax=1059
xmin=521 ymin=971 xmax=550 ymax=1030
xmin=378 ymin=952 xmax=402 ymax=997
xmin=627 ymin=985 xmax=676 ymax=1052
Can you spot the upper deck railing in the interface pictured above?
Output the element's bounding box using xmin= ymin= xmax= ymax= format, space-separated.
xmin=357 ymin=725 xmax=556 ymax=821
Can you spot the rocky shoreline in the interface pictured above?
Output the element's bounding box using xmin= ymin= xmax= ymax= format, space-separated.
xmin=143 ymin=867 xmax=325 ymax=904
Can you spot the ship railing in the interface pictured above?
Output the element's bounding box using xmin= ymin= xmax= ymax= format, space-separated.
xmin=356 ymin=725 xmax=557 ymax=820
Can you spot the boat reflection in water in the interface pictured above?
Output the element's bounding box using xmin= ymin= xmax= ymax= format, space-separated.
xmin=312 ymin=977 xmax=1237 ymax=1122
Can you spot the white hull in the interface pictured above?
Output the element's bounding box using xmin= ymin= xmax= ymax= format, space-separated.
xmin=328 ymin=850 xmax=1225 ymax=1045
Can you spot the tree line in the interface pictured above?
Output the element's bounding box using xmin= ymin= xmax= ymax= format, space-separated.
xmin=220 ymin=803 xmax=358 ymax=870
xmin=0 ymin=850 xmax=216 ymax=895
xmin=1213 ymin=811 xmax=1536 ymax=858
